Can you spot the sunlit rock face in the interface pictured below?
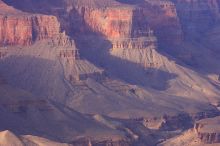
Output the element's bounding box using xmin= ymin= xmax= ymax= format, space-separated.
xmin=70 ymin=1 xmax=183 ymax=44
xmin=2 ymin=0 xmax=183 ymax=45
xmin=82 ymin=8 xmax=134 ymax=39
xmin=0 ymin=0 xmax=60 ymax=46
xmin=4 ymin=0 xmax=219 ymax=42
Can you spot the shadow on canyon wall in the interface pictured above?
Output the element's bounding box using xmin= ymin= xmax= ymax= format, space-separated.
xmin=2 ymin=0 xmax=178 ymax=91
xmin=59 ymin=7 xmax=178 ymax=91
xmin=3 ymin=0 xmax=220 ymax=78
xmin=0 ymin=56 xmax=69 ymax=102
xmin=74 ymin=35 xmax=177 ymax=91
xmin=0 ymin=98 xmax=104 ymax=143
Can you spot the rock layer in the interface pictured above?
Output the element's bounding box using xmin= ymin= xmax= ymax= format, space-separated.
xmin=2 ymin=0 xmax=183 ymax=44
xmin=72 ymin=2 xmax=183 ymax=44
xmin=0 ymin=0 xmax=60 ymax=46
xmin=144 ymin=0 xmax=183 ymax=44
xmin=194 ymin=116 xmax=220 ymax=144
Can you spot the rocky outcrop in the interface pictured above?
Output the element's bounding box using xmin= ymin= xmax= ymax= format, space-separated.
xmin=141 ymin=113 xmax=193 ymax=130
xmin=197 ymin=131 xmax=220 ymax=144
xmin=0 ymin=1 xmax=60 ymax=46
xmin=71 ymin=138 xmax=132 ymax=146
xmin=74 ymin=2 xmax=183 ymax=44
xmin=50 ymin=32 xmax=104 ymax=82
xmin=111 ymin=32 xmax=157 ymax=50
xmin=10 ymin=0 xmax=218 ymax=43
xmin=53 ymin=32 xmax=79 ymax=63
xmin=194 ymin=116 xmax=220 ymax=144
xmin=141 ymin=109 xmax=220 ymax=131
xmin=2 ymin=0 xmax=183 ymax=45
xmin=110 ymin=29 xmax=159 ymax=68
xmin=83 ymin=7 xmax=134 ymax=39
xmin=144 ymin=0 xmax=183 ymax=44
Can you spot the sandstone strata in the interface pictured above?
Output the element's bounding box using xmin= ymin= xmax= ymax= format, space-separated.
xmin=0 ymin=0 xmax=60 ymax=46
xmin=72 ymin=2 xmax=183 ymax=44
xmin=3 ymin=0 xmax=183 ymax=44
xmin=2 ymin=1 xmax=220 ymax=146
xmin=110 ymin=29 xmax=159 ymax=68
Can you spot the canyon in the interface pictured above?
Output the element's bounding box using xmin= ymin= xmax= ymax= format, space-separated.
xmin=0 ymin=0 xmax=60 ymax=46
xmin=1 ymin=0 xmax=220 ymax=146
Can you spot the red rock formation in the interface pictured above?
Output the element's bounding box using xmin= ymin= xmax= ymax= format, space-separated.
xmin=2 ymin=0 xmax=183 ymax=45
xmin=31 ymin=15 xmax=60 ymax=40
xmin=61 ymin=4 xmax=135 ymax=39
xmin=0 ymin=0 xmax=60 ymax=46
xmin=75 ymin=5 xmax=182 ymax=42
xmin=72 ymin=2 xmax=183 ymax=44
xmin=83 ymin=8 xmax=134 ymax=39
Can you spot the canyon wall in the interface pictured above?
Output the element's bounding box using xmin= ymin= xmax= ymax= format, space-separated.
xmin=173 ymin=0 xmax=220 ymax=37
xmin=76 ymin=0 xmax=220 ymax=42
xmin=0 ymin=15 xmax=60 ymax=46
xmin=6 ymin=0 xmax=219 ymax=44
xmin=0 ymin=1 xmax=60 ymax=46
xmin=194 ymin=116 xmax=220 ymax=144
xmin=2 ymin=0 xmax=183 ymax=45
xmin=83 ymin=7 xmax=134 ymax=39
xmin=71 ymin=3 xmax=183 ymax=44
xmin=143 ymin=0 xmax=183 ymax=44
xmin=110 ymin=36 xmax=159 ymax=68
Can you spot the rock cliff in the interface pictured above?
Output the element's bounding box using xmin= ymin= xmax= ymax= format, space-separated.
xmin=2 ymin=0 xmax=220 ymax=146
xmin=70 ymin=1 xmax=183 ymax=44
xmin=173 ymin=0 xmax=220 ymax=37
xmin=110 ymin=33 xmax=159 ymax=68
xmin=0 ymin=0 xmax=60 ymax=46
xmin=91 ymin=8 xmax=132 ymax=38
xmin=2 ymin=0 xmax=183 ymax=44
xmin=143 ymin=0 xmax=183 ymax=44
xmin=194 ymin=116 xmax=220 ymax=144
xmin=160 ymin=116 xmax=220 ymax=145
